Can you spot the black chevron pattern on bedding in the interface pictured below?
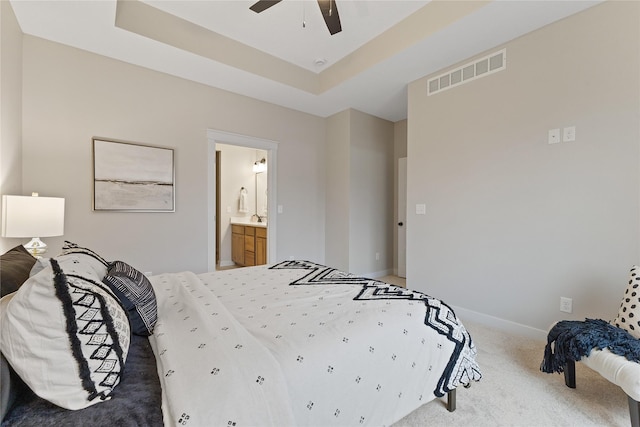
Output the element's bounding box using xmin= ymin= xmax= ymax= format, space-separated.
xmin=270 ymin=260 xmax=482 ymax=397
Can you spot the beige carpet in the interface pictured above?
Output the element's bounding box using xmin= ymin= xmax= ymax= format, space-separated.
xmin=394 ymin=319 xmax=630 ymax=427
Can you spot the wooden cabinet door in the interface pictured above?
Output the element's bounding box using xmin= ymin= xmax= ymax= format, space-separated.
xmin=244 ymin=250 xmax=256 ymax=267
xmin=256 ymin=226 xmax=267 ymax=265
xmin=256 ymin=236 xmax=267 ymax=265
xmin=244 ymin=227 xmax=256 ymax=266
xmin=232 ymin=231 xmax=245 ymax=265
xmin=244 ymin=234 xmax=255 ymax=252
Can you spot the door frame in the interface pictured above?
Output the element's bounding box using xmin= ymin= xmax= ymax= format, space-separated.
xmin=207 ymin=129 xmax=279 ymax=273
xmin=397 ymin=157 xmax=407 ymax=278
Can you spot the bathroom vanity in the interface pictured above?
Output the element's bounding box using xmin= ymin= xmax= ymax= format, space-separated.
xmin=231 ymin=222 xmax=267 ymax=266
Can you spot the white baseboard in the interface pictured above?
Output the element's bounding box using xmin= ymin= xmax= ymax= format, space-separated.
xmin=452 ymin=305 xmax=548 ymax=342
xmin=218 ymin=260 xmax=235 ymax=268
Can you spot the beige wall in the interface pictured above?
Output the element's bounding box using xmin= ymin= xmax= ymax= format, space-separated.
xmin=5 ymin=23 xmax=397 ymax=279
xmin=20 ymin=36 xmax=326 ymax=274
xmin=0 ymin=1 xmax=23 ymax=254
xmin=11 ymin=1 xmax=624 ymax=337
xmin=348 ymin=109 xmax=394 ymax=276
xmin=325 ymin=109 xmax=394 ymax=276
xmin=407 ymin=1 xmax=640 ymax=333
xmin=325 ymin=110 xmax=351 ymax=272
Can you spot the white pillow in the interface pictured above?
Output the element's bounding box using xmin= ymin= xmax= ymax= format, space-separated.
xmin=0 ymin=255 xmax=130 ymax=410
xmin=612 ymin=265 xmax=640 ymax=339
xmin=60 ymin=240 xmax=110 ymax=279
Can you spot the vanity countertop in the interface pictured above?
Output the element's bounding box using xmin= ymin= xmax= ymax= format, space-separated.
xmin=230 ymin=218 xmax=267 ymax=228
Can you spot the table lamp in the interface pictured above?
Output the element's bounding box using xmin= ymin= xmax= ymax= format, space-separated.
xmin=1 ymin=193 xmax=65 ymax=257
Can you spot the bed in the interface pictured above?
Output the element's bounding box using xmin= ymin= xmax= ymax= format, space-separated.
xmin=0 ymin=242 xmax=481 ymax=426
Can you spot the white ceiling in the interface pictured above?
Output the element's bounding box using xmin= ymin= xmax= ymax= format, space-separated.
xmin=9 ymin=0 xmax=602 ymax=122
xmin=146 ymin=0 xmax=431 ymax=71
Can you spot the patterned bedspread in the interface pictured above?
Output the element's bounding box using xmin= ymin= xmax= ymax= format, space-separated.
xmin=149 ymin=261 xmax=481 ymax=426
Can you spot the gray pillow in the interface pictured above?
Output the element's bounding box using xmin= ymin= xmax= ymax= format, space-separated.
xmin=0 ymin=245 xmax=36 ymax=297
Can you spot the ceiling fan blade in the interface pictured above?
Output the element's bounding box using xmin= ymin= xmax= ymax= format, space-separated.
xmin=250 ymin=0 xmax=282 ymax=14
xmin=317 ymin=0 xmax=342 ymax=35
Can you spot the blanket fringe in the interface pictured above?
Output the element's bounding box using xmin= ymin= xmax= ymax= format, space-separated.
xmin=541 ymin=318 xmax=640 ymax=374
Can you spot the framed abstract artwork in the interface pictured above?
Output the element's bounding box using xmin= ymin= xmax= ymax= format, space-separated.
xmin=92 ymin=138 xmax=175 ymax=212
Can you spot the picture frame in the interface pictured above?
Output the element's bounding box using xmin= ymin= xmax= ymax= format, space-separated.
xmin=92 ymin=138 xmax=175 ymax=212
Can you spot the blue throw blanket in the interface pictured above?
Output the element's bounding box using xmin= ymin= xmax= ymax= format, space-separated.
xmin=541 ymin=318 xmax=640 ymax=374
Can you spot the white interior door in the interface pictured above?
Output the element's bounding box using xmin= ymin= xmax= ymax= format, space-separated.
xmin=398 ymin=157 xmax=407 ymax=278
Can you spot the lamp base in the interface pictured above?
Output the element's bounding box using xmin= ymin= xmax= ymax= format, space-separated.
xmin=24 ymin=238 xmax=47 ymax=258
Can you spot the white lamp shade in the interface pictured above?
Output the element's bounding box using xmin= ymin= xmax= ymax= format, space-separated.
xmin=2 ymin=195 xmax=65 ymax=238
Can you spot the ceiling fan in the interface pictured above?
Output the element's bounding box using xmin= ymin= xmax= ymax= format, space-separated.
xmin=250 ymin=0 xmax=342 ymax=35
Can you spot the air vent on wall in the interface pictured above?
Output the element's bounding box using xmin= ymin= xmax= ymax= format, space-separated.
xmin=427 ymin=49 xmax=506 ymax=96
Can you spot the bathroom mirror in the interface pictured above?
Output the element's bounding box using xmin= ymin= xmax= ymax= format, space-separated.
xmin=255 ymin=158 xmax=268 ymax=221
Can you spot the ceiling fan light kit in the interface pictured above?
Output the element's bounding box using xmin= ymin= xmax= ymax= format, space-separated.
xmin=250 ymin=0 xmax=342 ymax=35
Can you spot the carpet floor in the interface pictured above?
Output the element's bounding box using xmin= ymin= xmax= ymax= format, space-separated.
xmin=394 ymin=319 xmax=630 ymax=426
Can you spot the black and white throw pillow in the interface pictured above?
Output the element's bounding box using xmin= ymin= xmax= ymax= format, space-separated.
xmin=103 ymin=261 xmax=157 ymax=336
xmin=612 ymin=265 xmax=640 ymax=339
xmin=0 ymin=256 xmax=130 ymax=409
xmin=60 ymin=240 xmax=110 ymax=279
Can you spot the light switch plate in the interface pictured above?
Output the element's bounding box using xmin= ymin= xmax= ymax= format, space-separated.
xmin=563 ymin=126 xmax=576 ymax=142
xmin=548 ymin=128 xmax=560 ymax=144
xmin=416 ymin=204 xmax=426 ymax=215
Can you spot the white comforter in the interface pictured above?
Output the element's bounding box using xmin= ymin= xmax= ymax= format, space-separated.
xmin=149 ymin=261 xmax=481 ymax=427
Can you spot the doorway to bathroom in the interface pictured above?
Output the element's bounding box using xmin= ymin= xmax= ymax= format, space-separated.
xmin=215 ymin=144 xmax=268 ymax=270
xmin=207 ymin=129 xmax=278 ymax=273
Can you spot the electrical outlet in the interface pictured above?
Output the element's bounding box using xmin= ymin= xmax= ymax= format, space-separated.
xmin=560 ymin=297 xmax=573 ymax=313
xmin=288 ymin=255 xmax=294 ymax=261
